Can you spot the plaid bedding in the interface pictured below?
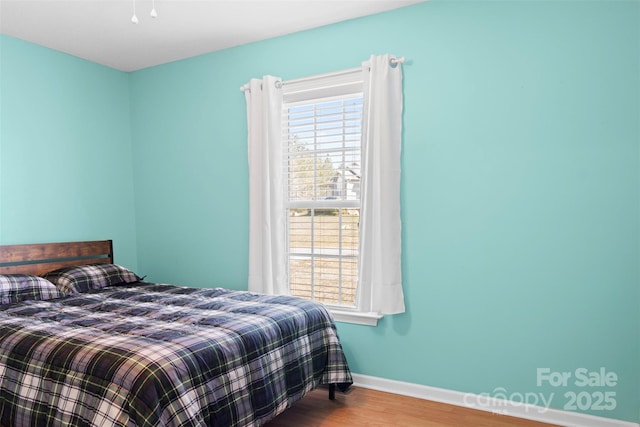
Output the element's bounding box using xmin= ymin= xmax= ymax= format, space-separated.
xmin=0 ymin=283 xmax=352 ymax=427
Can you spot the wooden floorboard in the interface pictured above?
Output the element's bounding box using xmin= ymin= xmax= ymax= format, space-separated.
xmin=265 ymin=387 xmax=560 ymax=427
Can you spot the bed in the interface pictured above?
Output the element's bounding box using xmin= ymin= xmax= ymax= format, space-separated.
xmin=0 ymin=240 xmax=352 ymax=427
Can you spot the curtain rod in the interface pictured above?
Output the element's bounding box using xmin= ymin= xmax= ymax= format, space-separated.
xmin=240 ymin=57 xmax=406 ymax=93
xmin=278 ymin=57 xmax=405 ymax=88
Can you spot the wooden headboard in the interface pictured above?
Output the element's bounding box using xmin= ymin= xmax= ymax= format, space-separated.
xmin=0 ymin=240 xmax=113 ymax=276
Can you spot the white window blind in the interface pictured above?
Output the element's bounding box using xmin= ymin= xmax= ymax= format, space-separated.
xmin=282 ymin=70 xmax=364 ymax=307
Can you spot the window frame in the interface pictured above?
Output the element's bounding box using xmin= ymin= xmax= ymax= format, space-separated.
xmin=281 ymin=69 xmax=382 ymax=325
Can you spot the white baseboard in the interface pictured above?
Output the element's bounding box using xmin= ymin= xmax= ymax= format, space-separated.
xmin=351 ymin=373 xmax=639 ymax=427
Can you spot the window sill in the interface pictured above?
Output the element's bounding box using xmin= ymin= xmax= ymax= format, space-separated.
xmin=329 ymin=309 xmax=383 ymax=326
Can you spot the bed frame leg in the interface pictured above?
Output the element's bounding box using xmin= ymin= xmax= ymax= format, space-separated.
xmin=329 ymin=384 xmax=336 ymax=400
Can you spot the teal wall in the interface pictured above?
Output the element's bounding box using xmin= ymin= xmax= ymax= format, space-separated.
xmin=129 ymin=53 xmax=249 ymax=287
xmin=2 ymin=0 xmax=639 ymax=423
xmin=130 ymin=1 xmax=639 ymax=422
xmin=0 ymin=36 xmax=138 ymax=267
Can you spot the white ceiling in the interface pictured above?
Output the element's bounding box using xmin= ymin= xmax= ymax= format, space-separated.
xmin=0 ymin=0 xmax=424 ymax=72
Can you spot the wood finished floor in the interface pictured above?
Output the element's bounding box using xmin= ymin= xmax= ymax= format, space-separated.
xmin=265 ymin=387 xmax=560 ymax=427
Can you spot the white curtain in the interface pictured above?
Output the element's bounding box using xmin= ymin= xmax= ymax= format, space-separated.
xmin=244 ymin=76 xmax=288 ymax=295
xmin=358 ymin=54 xmax=405 ymax=315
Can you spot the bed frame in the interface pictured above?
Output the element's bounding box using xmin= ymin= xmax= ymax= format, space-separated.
xmin=0 ymin=240 xmax=113 ymax=276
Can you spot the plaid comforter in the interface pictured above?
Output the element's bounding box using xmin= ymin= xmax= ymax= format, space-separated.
xmin=0 ymin=283 xmax=352 ymax=427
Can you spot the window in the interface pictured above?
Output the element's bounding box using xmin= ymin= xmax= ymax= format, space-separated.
xmin=284 ymin=88 xmax=363 ymax=308
xmin=244 ymin=54 xmax=405 ymax=326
